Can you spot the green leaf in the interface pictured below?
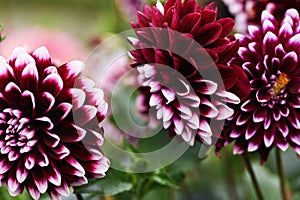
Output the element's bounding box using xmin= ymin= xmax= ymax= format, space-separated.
xmin=151 ymin=170 xmax=179 ymax=189
xmin=74 ymin=169 xmax=133 ymax=196
xmin=0 ymin=24 xmax=5 ymax=42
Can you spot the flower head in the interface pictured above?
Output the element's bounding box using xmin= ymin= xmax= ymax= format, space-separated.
xmin=0 ymin=46 xmax=109 ymax=199
xmin=223 ymin=0 xmax=300 ymax=33
xmin=219 ymin=9 xmax=300 ymax=163
xmin=129 ymin=0 xmax=250 ymax=146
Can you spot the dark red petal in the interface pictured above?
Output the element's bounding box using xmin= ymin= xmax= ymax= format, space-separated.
xmin=228 ymin=64 xmax=251 ymax=100
xmin=280 ymin=51 xmax=298 ymax=74
xmin=180 ymin=13 xmax=201 ymax=34
xmin=253 ymin=108 xmax=268 ymax=123
xmin=58 ymin=122 xmax=86 ymax=143
xmin=196 ymin=22 xmax=222 ymax=46
xmin=3 ymin=82 xmax=21 ymax=106
xmin=50 ymin=102 xmax=72 ymax=124
xmin=217 ymin=17 xmax=235 ymax=37
xmin=36 ymin=92 xmax=55 ymax=115
xmin=42 ymin=160 xmax=61 ymax=186
xmin=217 ymin=64 xmax=237 ymax=90
xmin=20 ymin=63 xmax=38 ymax=94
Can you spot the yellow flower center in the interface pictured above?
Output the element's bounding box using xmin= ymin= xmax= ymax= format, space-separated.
xmin=273 ymin=73 xmax=290 ymax=95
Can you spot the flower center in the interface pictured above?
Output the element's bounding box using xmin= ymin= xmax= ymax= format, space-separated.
xmin=0 ymin=109 xmax=37 ymax=154
xmin=273 ymin=73 xmax=290 ymax=96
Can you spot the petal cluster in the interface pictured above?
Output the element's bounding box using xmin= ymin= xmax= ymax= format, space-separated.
xmin=0 ymin=46 xmax=109 ymax=199
xmin=219 ymin=9 xmax=300 ymax=163
xmin=223 ymin=0 xmax=300 ymax=33
xmin=130 ymin=0 xmax=250 ymax=146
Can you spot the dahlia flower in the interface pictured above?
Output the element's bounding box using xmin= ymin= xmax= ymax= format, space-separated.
xmin=219 ymin=9 xmax=300 ymax=163
xmin=223 ymin=0 xmax=300 ymax=33
xmin=129 ymin=0 xmax=250 ymax=146
xmin=0 ymin=46 xmax=109 ymax=199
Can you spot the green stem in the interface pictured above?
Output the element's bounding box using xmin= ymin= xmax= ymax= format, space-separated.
xmin=76 ymin=194 xmax=84 ymax=200
xmin=276 ymin=148 xmax=290 ymax=200
xmin=243 ymin=154 xmax=264 ymax=200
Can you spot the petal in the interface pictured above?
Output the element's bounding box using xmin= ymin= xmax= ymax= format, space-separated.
xmin=68 ymin=143 xmax=103 ymax=161
xmin=245 ymin=123 xmax=260 ymax=140
xmin=162 ymin=88 xmax=176 ymax=104
xmin=43 ymin=131 xmax=60 ymax=148
xmin=27 ymin=180 xmax=40 ymax=200
xmin=42 ymin=160 xmax=61 ymax=186
xmin=60 ymin=156 xmax=85 ymax=177
xmin=215 ymin=102 xmax=234 ymax=120
xmin=256 ymin=88 xmax=271 ymax=103
xmin=74 ymin=105 xmax=97 ymax=126
xmin=217 ymin=17 xmax=235 ymax=37
xmin=40 ymin=73 xmax=63 ymax=97
xmin=253 ymin=108 xmax=268 ymax=123
xmin=50 ymin=103 xmax=72 ymax=124
xmin=149 ymin=94 xmax=162 ymax=106
xmin=20 ymin=63 xmax=39 ymax=93
xmin=36 ymin=92 xmax=55 ymax=115
xmin=14 ymin=52 xmax=36 ymax=75
xmin=50 ymin=144 xmax=70 ymax=160
xmin=277 ymin=120 xmax=289 ymax=137
xmin=281 ymin=51 xmax=298 ymax=74
xmin=262 ymin=31 xmax=279 ymax=55
xmin=193 ymin=79 xmax=217 ymax=95
xmin=20 ymin=90 xmax=35 ymax=113
xmin=200 ymin=99 xmax=218 ymax=118
xmin=196 ymin=22 xmax=222 ymax=46
xmin=58 ymin=60 xmax=84 ymax=87
xmin=59 ymin=122 xmax=86 ymax=143
xmin=264 ymin=125 xmax=276 ymax=147
xmin=32 ymin=46 xmax=51 ymax=67
xmin=16 ymin=160 xmax=28 ymax=183
xmin=71 ymin=88 xmax=86 ymax=109
xmin=81 ymin=157 xmax=110 ymax=175
xmin=32 ymin=170 xmax=48 ymax=193
xmin=286 ymin=33 xmax=300 ymax=56
xmin=4 ymin=82 xmax=21 ymax=106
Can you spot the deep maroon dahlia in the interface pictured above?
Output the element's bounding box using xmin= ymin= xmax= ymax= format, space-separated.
xmin=223 ymin=0 xmax=300 ymax=33
xmin=129 ymin=0 xmax=250 ymax=146
xmin=219 ymin=9 xmax=300 ymax=163
xmin=0 ymin=46 xmax=109 ymax=199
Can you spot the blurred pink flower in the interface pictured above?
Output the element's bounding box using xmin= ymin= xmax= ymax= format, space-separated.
xmin=116 ymin=0 xmax=147 ymax=21
xmin=0 ymin=27 xmax=88 ymax=64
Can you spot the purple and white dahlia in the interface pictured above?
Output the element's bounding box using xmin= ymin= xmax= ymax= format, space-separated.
xmin=130 ymin=0 xmax=250 ymax=146
xmin=219 ymin=9 xmax=300 ymax=163
xmin=0 ymin=46 xmax=109 ymax=199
